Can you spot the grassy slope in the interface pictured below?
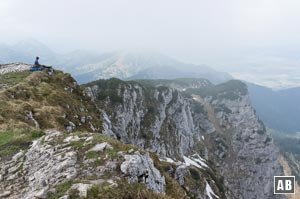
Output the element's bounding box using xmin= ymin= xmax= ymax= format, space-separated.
xmin=184 ymin=80 xmax=248 ymax=100
xmin=0 ymin=129 xmax=44 ymax=158
xmin=135 ymin=78 xmax=211 ymax=88
xmin=0 ymin=70 xmax=102 ymax=132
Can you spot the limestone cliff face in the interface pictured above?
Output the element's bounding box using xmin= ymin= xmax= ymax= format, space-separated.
xmin=85 ymin=79 xmax=207 ymax=158
xmin=0 ymin=64 xmax=286 ymax=199
xmin=86 ymin=79 xmax=286 ymax=199
xmin=0 ymin=131 xmax=169 ymax=199
xmin=195 ymin=90 xmax=283 ymax=199
xmin=0 ymin=69 xmax=224 ymax=199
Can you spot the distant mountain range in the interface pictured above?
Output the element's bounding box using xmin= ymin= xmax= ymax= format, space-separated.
xmin=248 ymin=83 xmax=300 ymax=134
xmin=74 ymin=51 xmax=232 ymax=84
xmin=0 ymin=39 xmax=106 ymax=69
xmin=0 ymin=40 xmax=232 ymax=84
xmin=3 ymin=39 xmax=300 ymax=134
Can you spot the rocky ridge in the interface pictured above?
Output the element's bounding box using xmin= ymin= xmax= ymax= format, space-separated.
xmin=0 ymin=131 xmax=169 ymax=198
xmin=0 ymin=63 xmax=287 ymax=199
xmin=85 ymin=78 xmax=286 ymax=199
xmin=0 ymin=66 xmax=226 ymax=199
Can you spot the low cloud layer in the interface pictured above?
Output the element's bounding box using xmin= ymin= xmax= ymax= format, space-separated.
xmin=1 ymin=0 xmax=300 ymax=87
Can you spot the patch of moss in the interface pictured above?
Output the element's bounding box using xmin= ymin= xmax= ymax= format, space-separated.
xmin=136 ymin=78 xmax=211 ymax=89
xmin=86 ymin=180 xmax=173 ymax=199
xmin=106 ymin=148 xmax=118 ymax=159
xmin=0 ymin=71 xmax=31 ymax=87
xmin=189 ymin=167 xmax=201 ymax=180
xmin=84 ymin=78 xmax=125 ymax=104
xmin=185 ymin=80 xmax=248 ymax=101
xmin=70 ymin=140 xmax=86 ymax=149
xmin=0 ymin=129 xmax=45 ymax=158
xmin=192 ymin=102 xmax=205 ymax=114
xmin=149 ymin=153 xmax=187 ymax=199
xmin=68 ymin=189 xmax=81 ymax=199
xmin=86 ymin=151 xmax=98 ymax=159
xmin=95 ymin=158 xmax=104 ymax=166
xmin=46 ymin=180 xmax=73 ymax=199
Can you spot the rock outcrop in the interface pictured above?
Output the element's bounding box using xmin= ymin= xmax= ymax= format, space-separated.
xmin=0 ymin=63 xmax=31 ymax=74
xmin=120 ymin=152 xmax=166 ymax=193
xmin=85 ymin=79 xmax=206 ymax=158
xmin=191 ymin=81 xmax=285 ymax=199
xmin=0 ymin=130 xmax=77 ymax=199
xmin=0 ymin=64 xmax=287 ymax=199
xmin=0 ymin=131 xmax=169 ymax=198
xmin=85 ymin=78 xmax=286 ymax=199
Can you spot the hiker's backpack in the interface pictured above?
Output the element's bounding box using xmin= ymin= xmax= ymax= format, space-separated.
xmin=30 ymin=67 xmax=44 ymax=71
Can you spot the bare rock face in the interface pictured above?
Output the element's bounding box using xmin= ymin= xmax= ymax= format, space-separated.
xmin=0 ymin=70 xmax=287 ymax=199
xmin=68 ymin=183 xmax=93 ymax=198
xmin=23 ymin=138 xmax=77 ymax=199
xmin=0 ymin=131 xmax=77 ymax=199
xmin=87 ymin=82 xmax=205 ymax=158
xmin=86 ymin=79 xmax=286 ymax=199
xmin=0 ymin=130 xmax=171 ymax=199
xmin=194 ymin=83 xmax=286 ymax=199
xmin=224 ymin=97 xmax=282 ymax=199
xmin=0 ymin=63 xmax=31 ymax=74
xmin=174 ymin=165 xmax=188 ymax=186
xmin=120 ymin=151 xmax=166 ymax=193
xmin=87 ymin=142 xmax=113 ymax=152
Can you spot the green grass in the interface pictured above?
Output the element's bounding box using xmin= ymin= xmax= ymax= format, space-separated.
xmin=84 ymin=78 xmax=126 ymax=89
xmin=184 ymin=80 xmax=248 ymax=100
xmin=46 ymin=180 xmax=74 ymax=199
xmin=0 ymin=69 xmax=102 ymax=132
xmin=84 ymin=78 xmax=125 ymax=104
xmin=0 ymin=71 xmax=31 ymax=86
xmin=86 ymin=180 xmax=173 ymax=199
xmin=70 ymin=140 xmax=86 ymax=149
xmin=0 ymin=129 xmax=45 ymax=157
xmin=86 ymin=151 xmax=98 ymax=159
xmin=135 ymin=78 xmax=211 ymax=88
xmin=95 ymin=158 xmax=104 ymax=166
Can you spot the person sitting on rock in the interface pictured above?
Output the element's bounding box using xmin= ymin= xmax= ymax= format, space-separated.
xmin=33 ymin=57 xmax=40 ymax=68
xmin=31 ymin=57 xmax=54 ymax=74
xmin=33 ymin=56 xmax=53 ymax=68
xmin=33 ymin=57 xmax=45 ymax=68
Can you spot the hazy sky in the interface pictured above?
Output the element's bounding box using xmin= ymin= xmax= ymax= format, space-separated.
xmin=1 ymin=0 xmax=300 ymax=77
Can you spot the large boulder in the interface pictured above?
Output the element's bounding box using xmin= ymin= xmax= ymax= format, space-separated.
xmin=120 ymin=151 xmax=166 ymax=193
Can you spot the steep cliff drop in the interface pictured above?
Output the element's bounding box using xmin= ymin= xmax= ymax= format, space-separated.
xmin=85 ymin=79 xmax=286 ymax=199
xmin=0 ymin=64 xmax=287 ymax=199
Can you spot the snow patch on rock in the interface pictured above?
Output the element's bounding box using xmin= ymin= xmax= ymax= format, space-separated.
xmin=183 ymin=156 xmax=205 ymax=169
xmin=206 ymin=181 xmax=219 ymax=199
xmin=88 ymin=143 xmax=113 ymax=152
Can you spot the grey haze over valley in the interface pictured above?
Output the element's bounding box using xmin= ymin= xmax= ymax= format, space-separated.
xmin=2 ymin=0 xmax=300 ymax=89
xmin=2 ymin=39 xmax=300 ymax=134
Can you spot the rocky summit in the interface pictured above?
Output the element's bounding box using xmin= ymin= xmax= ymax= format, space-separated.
xmin=0 ymin=63 xmax=287 ymax=199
